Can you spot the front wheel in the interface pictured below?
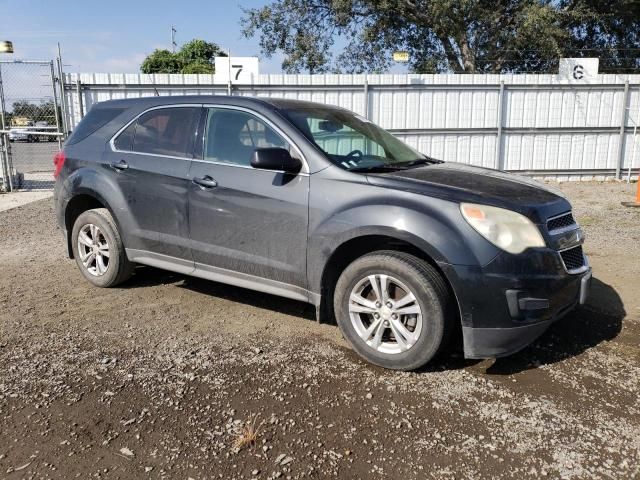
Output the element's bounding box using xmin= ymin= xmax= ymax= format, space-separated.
xmin=333 ymin=251 xmax=452 ymax=371
xmin=71 ymin=208 xmax=133 ymax=287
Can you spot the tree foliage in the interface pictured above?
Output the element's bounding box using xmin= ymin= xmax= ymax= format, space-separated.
xmin=563 ymin=0 xmax=640 ymax=74
xmin=3 ymin=100 xmax=60 ymax=129
xmin=140 ymin=49 xmax=184 ymax=74
xmin=140 ymin=39 xmax=227 ymax=74
xmin=241 ymin=0 xmax=640 ymax=74
xmin=10 ymin=101 xmax=57 ymax=123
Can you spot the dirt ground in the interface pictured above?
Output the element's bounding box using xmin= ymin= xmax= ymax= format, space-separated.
xmin=1 ymin=181 xmax=639 ymax=480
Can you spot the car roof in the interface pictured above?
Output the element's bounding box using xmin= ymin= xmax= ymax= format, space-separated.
xmin=96 ymin=95 xmax=345 ymax=113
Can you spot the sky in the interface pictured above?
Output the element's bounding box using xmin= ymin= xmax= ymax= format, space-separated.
xmin=0 ymin=0 xmax=306 ymax=73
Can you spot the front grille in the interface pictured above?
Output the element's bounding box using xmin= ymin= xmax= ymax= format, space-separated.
xmin=547 ymin=212 xmax=576 ymax=231
xmin=560 ymin=245 xmax=585 ymax=272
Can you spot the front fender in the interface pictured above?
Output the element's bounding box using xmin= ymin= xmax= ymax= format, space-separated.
xmin=307 ymin=182 xmax=500 ymax=294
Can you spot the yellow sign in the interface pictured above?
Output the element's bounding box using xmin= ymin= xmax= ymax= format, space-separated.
xmin=0 ymin=41 xmax=13 ymax=54
xmin=11 ymin=116 xmax=32 ymax=127
xmin=393 ymin=51 xmax=409 ymax=62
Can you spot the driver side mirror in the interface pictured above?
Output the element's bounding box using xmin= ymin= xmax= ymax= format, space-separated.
xmin=251 ymin=148 xmax=302 ymax=174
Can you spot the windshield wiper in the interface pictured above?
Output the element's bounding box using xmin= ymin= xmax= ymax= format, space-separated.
xmin=349 ymin=157 xmax=442 ymax=173
xmin=397 ymin=158 xmax=443 ymax=168
xmin=349 ymin=164 xmax=409 ymax=173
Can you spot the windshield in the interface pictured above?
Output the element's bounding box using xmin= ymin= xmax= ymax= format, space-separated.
xmin=279 ymin=105 xmax=439 ymax=171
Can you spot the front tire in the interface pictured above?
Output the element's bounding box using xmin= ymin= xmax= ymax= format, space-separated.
xmin=71 ymin=208 xmax=133 ymax=287
xmin=334 ymin=251 xmax=452 ymax=371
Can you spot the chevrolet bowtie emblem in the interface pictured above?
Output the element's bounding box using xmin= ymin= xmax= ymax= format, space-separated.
xmin=557 ymin=228 xmax=584 ymax=249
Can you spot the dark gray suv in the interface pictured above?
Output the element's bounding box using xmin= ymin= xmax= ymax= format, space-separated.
xmin=54 ymin=96 xmax=591 ymax=370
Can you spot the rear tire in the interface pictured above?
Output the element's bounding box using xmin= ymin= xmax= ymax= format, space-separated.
xmin=71 ymin=208 xmax=133 ymax=287
xmin=333 ymin=250 xmax=452 ymax=371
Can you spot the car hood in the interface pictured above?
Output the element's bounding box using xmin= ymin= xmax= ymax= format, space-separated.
xmin=366 ymin=162 xmax=571 ymax=223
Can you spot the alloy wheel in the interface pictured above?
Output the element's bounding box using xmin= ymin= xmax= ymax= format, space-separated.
xmin=348 ymin=274 xmax=423 ymax=354
xmin=77 ymin=224 xmax=110 ymax=276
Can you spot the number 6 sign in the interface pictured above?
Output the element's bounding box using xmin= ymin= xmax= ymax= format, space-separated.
xmin=558 ymin=58 xmax=599 ymax=83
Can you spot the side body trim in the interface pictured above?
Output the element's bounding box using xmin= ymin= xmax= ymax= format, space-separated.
xmin=126 ymin=249 xmax=320 ymax=306
xmin=127 ymin=249 xmax=195 ymax=275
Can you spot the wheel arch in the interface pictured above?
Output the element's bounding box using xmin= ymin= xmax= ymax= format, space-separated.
xmin=63 ymin=190 xmax=120 ymax=259
xmin=317 ymin=233 xmax=462 ymax=330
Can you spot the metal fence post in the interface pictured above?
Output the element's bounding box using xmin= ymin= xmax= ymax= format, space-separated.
xmin=363 ymin=79 xmax=369 ymax=119
xmin=0 ymin=135 xmax=6 ymax=192
xmin=76 ymin=79 xmax=84 ymax=120
xmin=50 ymin=61 xmax=63 ymax=151
xmin=495 ymin=81 xmax=506 ymax=170
xmin=56 ymin=55 xmax=69 ymax=137
xmin=0 ymin=62 xmax=12 ymax=191
xmin=616 ymin=81 xmax=630 ymax=180
xmin=0 ymin=62 xmax=6 ymax=191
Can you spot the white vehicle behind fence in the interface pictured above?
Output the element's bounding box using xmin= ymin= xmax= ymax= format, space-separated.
xmin=8 ymin=126 xmax=58 ymax=142
xmin=8 ymin=128 xmax=35 ymax=142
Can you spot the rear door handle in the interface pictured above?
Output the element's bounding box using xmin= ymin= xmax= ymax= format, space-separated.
xmin=110 ymin=160 xmax=129 ymax=171
xmin=193 ymin=175 xmax=218 ymax=189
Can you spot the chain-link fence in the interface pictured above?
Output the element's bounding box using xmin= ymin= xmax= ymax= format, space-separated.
xmin=0 ymin=60 xmax=63 ymax=191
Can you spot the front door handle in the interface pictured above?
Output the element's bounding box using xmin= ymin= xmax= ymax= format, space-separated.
xmin=110 ymin=160 xmax=129 ymax=171
xmin=193 ymin=175 xmax=218 ymax=189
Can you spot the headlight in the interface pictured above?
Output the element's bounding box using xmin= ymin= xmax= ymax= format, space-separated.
xmin=460 ymin=203 xmax=545 ymax=254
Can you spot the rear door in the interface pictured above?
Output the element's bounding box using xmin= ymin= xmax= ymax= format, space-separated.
xmin=107 ymin=105 xmax=200 ymax=270
xmin=187 ymin=106 xmax=309 ymax=291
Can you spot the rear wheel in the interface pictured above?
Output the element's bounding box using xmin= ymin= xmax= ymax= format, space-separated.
xmin=333 ymin=250 xmax=452 ymax=370
xmin=71 ymin=208 xmax=133 ymax=287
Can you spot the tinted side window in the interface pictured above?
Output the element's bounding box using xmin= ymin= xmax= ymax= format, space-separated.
xmin=66 ymin=106 xmax=126 ymax=145
xmin=204 ymin=108 xmax=289 ymax=166
xmin=114 ymin=122 xmax=136 ymax=151
xmin=132 ymin=107 xmax=199 ymax=158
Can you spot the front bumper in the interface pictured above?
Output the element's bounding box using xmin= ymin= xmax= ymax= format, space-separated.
xmin=442 ymin=249 xmax=591 ymax=359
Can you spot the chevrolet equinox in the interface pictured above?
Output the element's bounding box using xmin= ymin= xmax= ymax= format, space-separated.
xmin=54 ymin=96 xmax=592 ymax=370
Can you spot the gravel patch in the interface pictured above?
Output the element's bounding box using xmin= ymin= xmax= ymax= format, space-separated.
xmin=0 ymin=181 xmax=638 ymax=479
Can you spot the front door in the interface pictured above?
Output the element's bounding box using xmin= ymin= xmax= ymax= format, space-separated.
xmin=188 ymin=106 xmax=309 ymax=292
xmin=107 ymin=106 xmax=200 ymax=270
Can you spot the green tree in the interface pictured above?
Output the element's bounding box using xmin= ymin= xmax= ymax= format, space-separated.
xmin=11 ymin=100 xmax=56 ymax=124
xmin=140 ymin=39 xmax=227 ymax=74
xmin=241 ymin=0 xmax=640 ymax=74
xmin=180 ymin=39 xmax=226 ymax=67
xmin=180 ymin=60 xmax=214 ymax=74
xmin=140 ymin=49 xmax=184 ymax=74
xmin=562 ymin=0 xmax=640 ymax=74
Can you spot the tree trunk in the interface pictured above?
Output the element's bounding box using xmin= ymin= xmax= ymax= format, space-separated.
xmin=437 ymin=35 xmax=464 ymax=72
xmin=459 ymin=36 xmax=476 ymax=73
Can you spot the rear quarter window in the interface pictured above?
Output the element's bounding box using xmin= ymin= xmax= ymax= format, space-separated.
xmin=66 ymin=106 xmax=127 ymax=146
xmin=113 ymin=121 xmax=136 ymax=151
xmin=131 ymin=107 xmax=199 ymax=158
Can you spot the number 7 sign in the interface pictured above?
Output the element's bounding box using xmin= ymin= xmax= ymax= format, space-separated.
xmin=215 ymin=57 xmax=260 ymax=84
xmin=232 ymin=64 xmax=243 ymax=80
